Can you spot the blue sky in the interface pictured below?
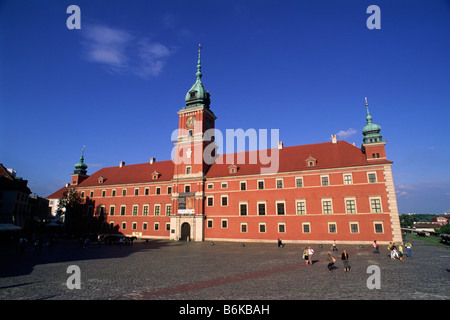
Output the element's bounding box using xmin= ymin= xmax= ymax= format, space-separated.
xmin=1 ymin=0 xmax=449 ymax=214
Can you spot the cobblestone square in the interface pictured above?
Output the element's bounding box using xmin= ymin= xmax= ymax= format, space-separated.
xmin=0 ymin=237 xmax=449 ymax=301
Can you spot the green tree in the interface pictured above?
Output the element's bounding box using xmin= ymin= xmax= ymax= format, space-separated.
xmin=58 ymin=187 xmax=84 ymax=234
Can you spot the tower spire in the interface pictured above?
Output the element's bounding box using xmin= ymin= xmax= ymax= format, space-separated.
xmin=74 ymin=146 xmax=88 ymax=175
xmin=196 ymin=44 xmax=202 ymax=80
xmin=362 ymin=97 xmax=382 ymax=144
xmin=184 ymin=44 xmax=210 ymax=109
xmin=365 ymin=97 xmax=372 ymax=124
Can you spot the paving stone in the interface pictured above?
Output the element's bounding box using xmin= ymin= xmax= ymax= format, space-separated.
xmin=0 ymin=238 xmax=448 ymax=300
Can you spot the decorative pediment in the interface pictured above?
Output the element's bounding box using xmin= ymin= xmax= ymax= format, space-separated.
xmin=305 ymin=155 xmax=317 ymax=167
xmin=228 ymin=164 xmax=238 ymax=174
xmin=151 ymin=171 xmax=160 ymax=180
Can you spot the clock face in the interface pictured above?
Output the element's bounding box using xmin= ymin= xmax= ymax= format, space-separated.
xmin=186 ymin=116 xmax=195 ymax=127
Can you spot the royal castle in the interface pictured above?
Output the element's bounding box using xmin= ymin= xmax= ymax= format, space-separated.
xmin=48 ymin=48 xmax=402 ymax=244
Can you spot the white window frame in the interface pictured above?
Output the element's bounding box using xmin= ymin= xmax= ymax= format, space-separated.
xmin=321 ymin=175 xmax=330 ymax=186
xmin=321 ymin=198 xmax=333 ymax=215
xmin=328 ymin=221 xmax=337 ymax=234
xmin=367 ymin=172 xmax=378 ymax=183
xmin=275 ymin=200 xmax=286 ymax=215
xmin=302 ymin=222 xmax=311 ymax=234
xmin=295 ymin=199 xmax=306 ymax=215
xmin=239 ymin=201 xmax=248 ymax=216
xmin=369 ymin=196 xmax=383 ymax=213
xmin=344 ymin=197 xmax=357 ymax=214
xmin=343 ymin=173 xmax=353 ymax=185
xmin=349 ymin=221 xmax=360 ymax=234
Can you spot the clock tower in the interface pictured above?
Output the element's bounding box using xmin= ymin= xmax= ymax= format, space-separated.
xmin=171 ymin=45 xmax=217 ymax=241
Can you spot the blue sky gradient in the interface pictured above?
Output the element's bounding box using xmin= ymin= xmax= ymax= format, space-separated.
xmin=1 ymin=0 xmax=449 ymax=214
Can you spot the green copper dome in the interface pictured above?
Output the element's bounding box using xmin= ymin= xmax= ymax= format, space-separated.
xmin=362 ymin=98 xmax=382 ymax=144
xmin=184 ymin=45 xmax=211 ymax=109
xmin=74 ymin=149 xmax=88 ymax=175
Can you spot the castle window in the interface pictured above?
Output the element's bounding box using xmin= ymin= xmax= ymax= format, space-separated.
xmin=240 ymin=181 xmax=247 ymax=191
xmin=374 ymin=222 xmax=384 ymax=233
xmin=276 ymin=179 xmax=283 ymax=189
xmin=343 ymin=174 xmax=352 ymax=185
xmin=350 ymin=222 xmax=359 ymax=234
xmin=186 ymin=166 xmax=191 ymax=174
xmin=321 ymin=175 xmax=329 ymax=186
xmin=259 ymin=223 xmax=266 ymax=233
xmin=296 ymin=200 xmax=306 ymax=215
xmin=345 ymin=199 xmax=357 ymax=214
xmin=239 ymin=203 xmax=248 ymax=216
xmin=328 ymin=222 xmax=337 ymax=234
xmin=368 ymin=172 xmax=377 ymax=183
xmin=221 ymin=195 xmax=228 ymax=206
xmin=302 ymin=223 xmax=311 ymax=234
xmin=322 ymin=199 xmax=333 ymax=215
xmin=221 ymin=219 xmax=228 ymax=229
xmin=370 ymin=198 xmax=382 ymax=213
xmin=276 ymin=201 xmax=285 ymax=215
xmin=258 ymin=180 xmax=264 ymax=190
xmin=258 ymin=202 xmax=266 ymax=216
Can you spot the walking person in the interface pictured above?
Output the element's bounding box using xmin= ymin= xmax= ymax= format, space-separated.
xmin=405 ymin=241 xmax=412 ymax=257
xmin=303 ymin=247 xmax=309 ymax=265
xmin=373 ymin=240 xmax=379 ymax=253
xmin=332 ymin=240 xmax=338 ymax=252
xmin=308 ymin=246 xmax=315 ymax=265
xmin=327 ymin=252 xmax=336 ymax=272
xmin=341 ymin=249 xmax=350 ymax=272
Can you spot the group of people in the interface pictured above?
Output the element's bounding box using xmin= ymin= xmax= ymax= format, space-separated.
xmin=301 ymin=242 xmax=350 ymax=272
xmin=373 ymin=240 xmax=412 ymax=261
xmin=387 ymin=241 xmax=412 ymax=261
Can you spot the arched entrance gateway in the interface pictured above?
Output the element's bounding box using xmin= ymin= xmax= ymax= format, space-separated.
xmin=180 ymin=222 xmax=191 ymax=241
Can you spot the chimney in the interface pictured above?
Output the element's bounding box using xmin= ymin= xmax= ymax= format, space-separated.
xmin=278 ymin=141 xmax=283 ymax=150
xmin=150 ymin=157 xmax=156 ymax=164
xmin=119 ymin=161 xmax=125 ymax=168
xmin=331 ymin=134 xmax=337 ymax=144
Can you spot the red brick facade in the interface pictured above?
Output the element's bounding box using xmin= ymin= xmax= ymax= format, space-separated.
xmin=47 ymin=53 xmax=401 ymax=245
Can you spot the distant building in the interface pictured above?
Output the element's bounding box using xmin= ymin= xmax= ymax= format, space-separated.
xmin=431 ymin=217 xmax=450 ymax=225
xmin=0 ymin=164 xmax=31 ymax=228
xmin=47 ymin=48 xmax=402 ymax=244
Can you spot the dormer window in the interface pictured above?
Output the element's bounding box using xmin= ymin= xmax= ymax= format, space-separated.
xmin=228 ymin=164 xmax=238 ymax=174
xmin=98 ymin=176 xmax=104 ymax=184
xmin=189 ymin=91 xmax=197 ymax=99
xmin=305 ymin=156 xmax=317 ymax=167
xmin=152 ymin=171 xmax=160 ymax=180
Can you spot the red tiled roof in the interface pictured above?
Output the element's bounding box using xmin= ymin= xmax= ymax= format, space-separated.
xmin=49 ymin=141 xmax=391 ymax=191
xmin=206 ymin=141 xmax=391 ymax=178
xmin=46 ymin=186 xmax=68 ymax=199
xmin=77 ymin=160 xmax=175 ymax=187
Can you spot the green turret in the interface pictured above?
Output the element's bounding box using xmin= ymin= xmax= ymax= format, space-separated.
xmin=74 ymin=147 xmax=88 ymax=175
xmin=362 ymin=98 xmax=382 ymax=144
xmin=184 ymin=44 xmax=211 ymax=109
